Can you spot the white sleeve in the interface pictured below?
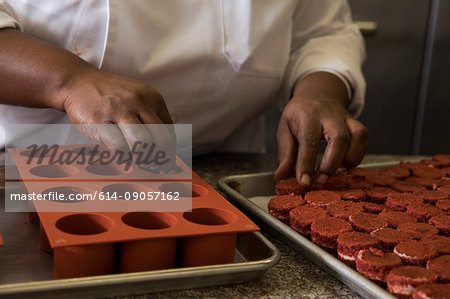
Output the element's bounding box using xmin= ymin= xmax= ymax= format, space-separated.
xmin=0 ymin=1 xmax=21 ymax=30
xmin=278 ymin=0 xmax=366 ymax=117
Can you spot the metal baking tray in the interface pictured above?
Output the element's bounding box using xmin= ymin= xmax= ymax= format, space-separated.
xmin=217 ymin=162 xmax=414 ymax=299
xmin=0 ymin=196 xmax=280 ymax=298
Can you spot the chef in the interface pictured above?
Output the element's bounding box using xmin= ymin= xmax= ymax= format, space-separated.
xmin=0 ymin=0 xmax=367 ymax=185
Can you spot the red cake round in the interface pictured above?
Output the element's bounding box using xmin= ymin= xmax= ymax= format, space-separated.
xmin=335 ymin=189 xmax=366 ymax=202
xmin=385 ymin=193 xmax=424 ymax=212
xmin=387 ymin=266 xmax=438 ymax=297
xmin=407 ymin=203 xmax=443 ymax=222
xmin=361 ymin=202 xmax=386 ymax=214
xmin=275 ymin=178 xmax=310 ymax=195
xmin=414 ymin=190 xmax=449 ymax=205
xmin=304 ymin=190 xmax=341 ymax=209
xmin=413 ymin=283 xmax=450 ymax=299
xmin=394 ymin=240 xmax=439 ymax=266
xmin=427 ymin=255 xmax=450 ymax=283
xmin=392 ymin=181 xmax=427 ymax=193
xmin=268 ymin=194 xmax=305 ymax=224
xmin=371 ymin=227 xmax=413 ymax=250
xmin=289 ymin=205 xmax=327 ymax=235
xmin=366 ymin=174 xmax=399 ymax=187
xmin=422 ymin=235 xmax=450 ymax=255
xmin=380 ymin=166 xmax=411 ymax=179
xmin=310 ymin=216 xmax=352 ymax=251
xmin=412 ymin=165 xmax=446 ymax=179
xmin=348 ymin=167 xmax=380 ymax=178
xmin=355 ymin=248 xmax=402 ymax=283
xmin=337 ymin=231 xmax=380 ymax=267
xmin=324 ymin=174 xmax=353 ymax=190
xmin=349 ymin=212 xmax=389 ymax=233
xmin=379 ymin=209 xmax=417 ymax=228
xmin=397 ymin=222 xmax=439 ymax=239
xmin=327 ymin=201 xmax=363 ymax=220
xmin=365 ymin=187 xmax=394 ymax=204
xmin=346 ymin=180 xmax=373 ymax=190
xmin=436 ymin=199 xmax=450 ymax=212
xmin=429 ymin=214 xmax=450 ymax=236
xmin=438 ymin=185 xmax=450 ymax=196
xmin=433 ymin=154 xmax=450 ymax=166
xmin=405 ymin=176 xmax=439 ymax=189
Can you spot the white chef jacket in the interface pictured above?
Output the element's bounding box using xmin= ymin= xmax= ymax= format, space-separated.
xmin=0 ymin=0 xmax=365 ymax=155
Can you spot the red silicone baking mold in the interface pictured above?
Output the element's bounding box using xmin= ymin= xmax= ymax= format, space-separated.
xmin=8 ymin=145 xmax=259 ymax=279
xmin=0 ymin=233 xmax=3 ymax=247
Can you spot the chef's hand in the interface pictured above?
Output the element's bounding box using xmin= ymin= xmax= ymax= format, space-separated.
xmin=0 ymin=29 xmax=175 ymax=171
xmin=274 ymin=71 xmax=367 ymax=186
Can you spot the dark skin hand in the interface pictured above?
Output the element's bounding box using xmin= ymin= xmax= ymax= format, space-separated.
xmin=275 ymin=71 xmax=368 ymax=186
xmin=0 ymin=28 xmax=175 ymax=169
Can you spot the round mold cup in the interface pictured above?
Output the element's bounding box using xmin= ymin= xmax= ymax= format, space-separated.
xmin=85 ymin=163 xmax=132 ymax=176
xmin=53 ymin=213 xmax=115 ymax=279
xmin=159 ymin=183 xmax=208 ymax=198
xmin=40 ymin=186 xmax=93 ymax=204
xmin=101 ymin=183 xmax=153 ymax=200
xmin=139 ymin=164 xmax=183 ymax=175
xmin=29 ymin=165 xmax=79 ymax=178
xmin=119 ymin=212 xmax=178 ymax=273
xmin=181 ymin=208 xmax=238 ymax=267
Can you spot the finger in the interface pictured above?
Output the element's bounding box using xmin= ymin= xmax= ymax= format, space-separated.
xmin=274 ymin=119 xmax=297 ymax=181
xmin=75 ymin=123 xmax=129 ymax=154
xmin=342 ymin=118 xmax=368 ymax=169
xmin=295 ymin=117 xmax=321 ymax=186
xmin=316 ymin=119 xmax=350 ymax=184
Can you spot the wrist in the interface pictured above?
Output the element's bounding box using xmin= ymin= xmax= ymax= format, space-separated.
xmin=293 ymin=71 xmax=349 ymax=108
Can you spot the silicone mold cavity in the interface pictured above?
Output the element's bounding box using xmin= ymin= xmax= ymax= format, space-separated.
xmin=183 ymin=208 xmax=237 ymax=226
xmin=159 ymin=183 xmax=208 ymax=198
xmin=30 ymin=165 xmax=79 ymax=178
xmin=55 ymin=213 xmax=114 ymax=235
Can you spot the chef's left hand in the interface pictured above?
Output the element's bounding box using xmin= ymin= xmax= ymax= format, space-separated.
xmin=274 ymin=71 xmax=368 ymax=186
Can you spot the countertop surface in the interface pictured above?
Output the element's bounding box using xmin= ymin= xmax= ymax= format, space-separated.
xmin=0 ymin=152 xmax=426 ymax=298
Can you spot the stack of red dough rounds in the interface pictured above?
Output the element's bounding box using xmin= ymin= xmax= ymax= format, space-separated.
xmin=268 ymin=154 xmax=450 ymax=298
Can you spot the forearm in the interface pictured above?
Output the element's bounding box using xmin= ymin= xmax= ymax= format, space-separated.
xmin=0 ymin=28 xmax=97 ymax=110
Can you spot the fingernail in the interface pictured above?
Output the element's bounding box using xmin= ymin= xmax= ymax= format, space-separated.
xmin=336 ymin=167 xmax=348 ymax=174
xmin=316 ymin=173 xmax=329 ymax=185
xmin=300 ymin=173 xmax=311 ymax=186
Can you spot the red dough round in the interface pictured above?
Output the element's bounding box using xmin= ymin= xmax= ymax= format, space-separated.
xmin=386 ymin=193 xmax=424 ymax=212
xmin=349 ymin=212 xmax=389 ymax=233
xmin=387 ymin=266 xmax=438 ymax=297
xmin=310 ymin=216 xmax=352 ymax=251
xmin=392 ymin=181 xmax=426 ymax=193
xmin=379 ymin=209 xmax=417 ymax=228
xmin=348 ymin=167 xmax=380 ymax=178
xmin=413 ymin=283 xmax=450 ymax=299
xmin=397 ymin=222 xmax=438 ymax=239
xmin=414 ymin=190 xmax=449 ymax=204
xmin=412 ymin=165 xmax=446 ymax=179
xmin=365 ymin=187 xmax=394 ymax=204
xmin=337 ymin=231 xmax=380 ymax=266
xmin=355 ymin=248 xmax=402 ymax=283
xmin=438 ymin=185 xmax=450 ymax=196
xmin=335 ymin=189 xmax=366 ymax=202
xmin=304 ymin=190 xmax=341 ymax=209
xmin=327 ymin=201 xmax=363 ymax=220
xmin=346 ymin=180 xmax=373 ymax=190
xmin=268 ymin=195 xmax=305 ymax=224
xmin=380 ymin=166 xmax=410 ymax=179
xmin=436 ymin=199 xmax=450 ymax=212
xmin=371 ymin=227 xmax=413 ymax=250
xmin=405 ymin=176 xmax=439 ymax=189
xmin=394 ymin=240 xmax=439 ymax=266
xmin=427 ymin=255 xmax=450 ymax=283
xmin=275 ymin=178 xmax=310 ymax=195
xmin=361 ymin=202 xmax=385 ymax=214
xmin=407 ymin=203 xmax=443 ymax=222
xmin=422 ymin=235 xmax=450 ymax=255
xmin=366 ymin=174 xmax=399 ymax=187
xmin=289 ymin=205 xmax=327 ymax=235
xmin=433 ymin=154 xmax=450 ymax=166
xmin=429 ymin=214 xmax=450 ymax=236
